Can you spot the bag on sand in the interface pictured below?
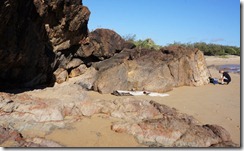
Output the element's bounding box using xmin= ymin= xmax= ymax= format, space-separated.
xmin=209 ymin=77 xmax=218 ymax=85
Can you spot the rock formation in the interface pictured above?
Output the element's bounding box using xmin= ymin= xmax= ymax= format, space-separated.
xmin=0 ymin=0 xmax=237 ymax=148
xmin=0 ymin=126 xmax=25 ymax=147
xmin=53 ymin=28 xmax=130 ymax=82
xmin=111 ymin=100 xmax=237 ymax=147
xmin=0 ymin=0 xmax=210 ymax=94
xmin=0 ymin=0 xmax=90 ymax=90
xmin=92 ymin=46 xmax=210 ymax=94
xmin=0 ymin=126 xmax=62 ymax=147
xmin=77 ymin=28 xmax=128 ymax=60
xmin=0 ymin=88 xmax=238 ymax=147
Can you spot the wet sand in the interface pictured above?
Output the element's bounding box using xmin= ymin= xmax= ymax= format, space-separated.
xmin=45 ymin=55 xmax=241 ymax=147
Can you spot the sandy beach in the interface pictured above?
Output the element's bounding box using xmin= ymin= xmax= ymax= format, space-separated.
xmin=44 ymin=55 xmax=241 ymax=147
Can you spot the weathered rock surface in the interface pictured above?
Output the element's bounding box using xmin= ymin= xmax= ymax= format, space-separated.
xmin=0 ymin=126 xmax=62 ymax=147
xmin=108 ymin=100 xmax=238 ymax=147
xmin=0 ymin=126 xmax=25 ymax=147
xmin=92 ymin=46 xmax=211 ymax=94
xmin=62 ymin=66 xmax=98 ymax=90
xmin=111 ymin=120 xmax=238 ymax=147
xmin=0 ymin=0 xmax=235 ymax=148
xmin=0 ymin=0 xmax=90 ymax=90
xmin=76 ymin=28 xmax=127 ymax=60
xmin=0 ymin=0 xmax=210 ymax=94
xmin=0 ymin=89 xmax=237 ymax=147
xmin=53 ymin=68 xmax=69 ymax=84
xmin=23 ymin=137 xmax=63 ymax=147
xmin=0 ymin=85 xmax=89 ymax=134
xmin=69 ymin=64 xmax=87 ymax=78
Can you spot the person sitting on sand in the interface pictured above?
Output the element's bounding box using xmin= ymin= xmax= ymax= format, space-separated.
xmin=219 ymin=70 xmax=231 ymax=84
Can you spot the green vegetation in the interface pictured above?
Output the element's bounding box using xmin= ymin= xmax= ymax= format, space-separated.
xmin=123 ymin=34 xmax=161 ymax=50
xmin=168 ymin=42 xmax=240 ymax=56
xmin=123 ymin=34 xmax=240 ymax=56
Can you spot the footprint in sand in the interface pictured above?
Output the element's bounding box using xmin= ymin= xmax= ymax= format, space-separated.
xmin=91 ymin=131 xmax=102 ymax=137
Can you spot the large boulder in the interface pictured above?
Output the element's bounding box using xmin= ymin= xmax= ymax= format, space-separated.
xmin=0 ymin=0 xmax=90 ymax=90
xmin=76 ymin=28 xmax=128 ymax=60
xmin=92 ymin=46 xmax=211 ymax=94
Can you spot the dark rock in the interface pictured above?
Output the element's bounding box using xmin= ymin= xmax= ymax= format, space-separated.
xmin=0 ymin=0 xmax=54 ymax=89
xmin=123 ymin=41 xmax=136 ymax=49
xmin=92 ymin=48 xmax=135 ymax=71
xmin=111 ymin=90 xmax=133 ymax=96
xmin=0 ymin=0 xmax=90 ymax=89
xmin=76 ymin=28 xmax=126 ymax=60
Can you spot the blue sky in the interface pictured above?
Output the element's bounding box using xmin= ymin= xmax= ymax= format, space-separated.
xmin=83 ymin=0 xmax=240 ymax=47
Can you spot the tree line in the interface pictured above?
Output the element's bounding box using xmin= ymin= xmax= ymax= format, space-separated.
xmin=168 ymin=42 xmax=240 ymax=56
xmin=123 ymin=34 xmax=240 ymax=56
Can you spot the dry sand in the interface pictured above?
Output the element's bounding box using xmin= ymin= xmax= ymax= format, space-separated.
xmin=45 ymin=114 xmax=145 ymax=147
xmin=45 ymin=55 xmax=241 ymax=147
